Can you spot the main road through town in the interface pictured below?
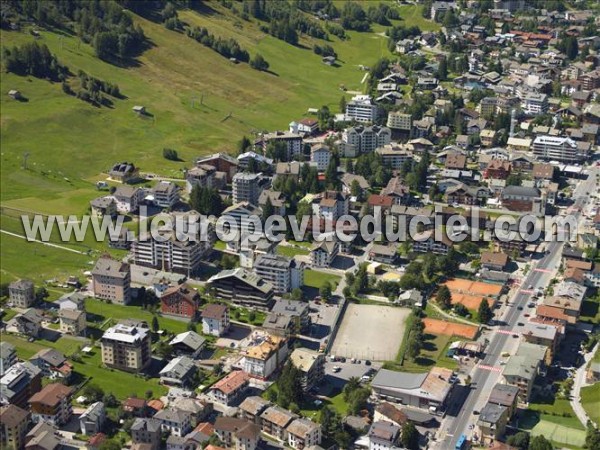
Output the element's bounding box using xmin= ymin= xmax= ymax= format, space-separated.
xmin=438 ymin=166 xmax=598 ymax=449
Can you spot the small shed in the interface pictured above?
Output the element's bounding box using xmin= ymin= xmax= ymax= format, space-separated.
xmin=8 ymin=90 xmax=22 ymax=100
xmin=132 ymin=105 xmax=146 ymax=114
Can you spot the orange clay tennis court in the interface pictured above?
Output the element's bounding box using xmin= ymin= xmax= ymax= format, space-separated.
xmin=423 ymin=318 xmax=479 ymax=340
xmin=444 ymin=279 xmax=503 ymax=297
xmin=451 ymin=293 xmax=495 ymax=309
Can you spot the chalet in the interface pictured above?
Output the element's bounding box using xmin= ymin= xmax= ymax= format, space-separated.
xmin=207 ymin=268 xmax=275 ymax=310
xmin=112 ymin=186 xmax=144 ymax=214
xmin=14 ymin=308 xmax=43 ymax=337
xmin=445 ymin=152 xmax=467 ymax=170
xmin=341 ymin=173 xmax=370 ymax=197
xmin=368 ymin=244 xmax=398 ymax=264
xmin=484 ymin=160 xmax=511 ymax=180
xmin=501 ymin=186 xmax=544 ymax=214
xmin=29 ymin=349 xmax=72 ymax=380
xmin=109 ymin=162 xmax=139 ymax=184
xmin=169 ymin=331 xmax=206 ymax=359
xmin=195 ymin=153 xmax=239 ymax=183
xmin=208 ymin=371 xmax=250 ymax=406
xmin=380 ymin=177 xmax=410 ymax=205
xmin=159 ymin=356 xmax=197 ymax=388
xmin=480 ymin=252 xmax=509 ymax=271
xmin=90 ymin=197 xmax=117 ymax=219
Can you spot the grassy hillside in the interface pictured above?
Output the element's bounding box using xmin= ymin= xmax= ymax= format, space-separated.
xmin=0 ymin=2 xmax=438 ymax=281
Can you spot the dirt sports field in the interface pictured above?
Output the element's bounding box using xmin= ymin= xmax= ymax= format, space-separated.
xmin=423 ymin=318 xmax=479 ymax=340
xmin=330 ymin=304 xmax=410 ymax=361
xmin=444 ymin=278 xmax=503 ymax=309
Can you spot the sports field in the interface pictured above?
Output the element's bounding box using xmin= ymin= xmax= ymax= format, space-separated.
xmin=444 ymin=278 xmax=503 ymax=309
xmin=423 ymin=318 xmax=479 ymax=340
xmin=331 ymin=304 xmax=410 ymax=361
xmin=529 ymin=419 xmax=586 ymax=448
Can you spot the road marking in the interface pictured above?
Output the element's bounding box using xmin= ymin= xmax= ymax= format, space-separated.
xmin=497 ymin=329 xmax=514 ymax=335
xmin=520 ymin=289 xmax=534 ymax=294
xmin=477 ymin=364 xmax=503 ymax=373
xmin=534 ymin=268 xmax=552 ymax=273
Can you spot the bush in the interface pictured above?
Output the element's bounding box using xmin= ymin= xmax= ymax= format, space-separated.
xmin=250 ymin=53 xmax=270 ymax=71
xmin=163 ymin=148 xmax=179 ymax=161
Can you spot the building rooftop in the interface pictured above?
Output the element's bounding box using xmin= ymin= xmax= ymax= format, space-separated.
xmin=210 ymin=370 xmax=249 ymax=395
xmin=239 ymin=396 xmax=271 ymax=416
xmin=478 ymin=402 xmax=507 ymax=425
xmin=260 ymin=405 xmax=298 ymax=428
xmin=159 ymin=356 xmax=196 ymax=379
xmin=169 ymin=331 xmax=206 ymax=351
xmin=287 ymin=418 xmax=320 ymax=438
xmin=289 ymin=348 xmax=322 ymax=373
xmin=488 ymin=383 xmax=520 ymax=407
xmin=102 ymin=324 xmax=148 ymax=344
xmin=91 ymin=256 xmax=129 ymax=279
xmin=29 ymin=383 xmax=72 ymax=407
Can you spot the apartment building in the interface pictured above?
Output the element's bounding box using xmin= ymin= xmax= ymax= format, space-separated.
xmin=0 ymin=404 xmax=30 ymax=450
xmin=310 ymin=144 xmax=331 ymax=172
xmin=201 ymin=304 xmax=230 ymax=337
xmin=207 ymin=268 xmax=275 ymax=310
xmin=79 ymin=402 xmax=106 ymax=435
xmin=132 ymin=230 xmax=206 ymax=277
xmin=208 ymin=371 xmax=250 ymax=406
xmin=0 ymin=362 xmax=42 ymax=409
xmin=29 ymin=383 xmax=73 ymax=427
xmin=386 ymin=111 xmax=412 ymax=131
xmin=91 ymin=256 xmax=131 ymax=305
xmin=185 ymin=164 xmax=216 ymax=194
xmin=412 ymin=230 xmax=453 ymax=255
xmin=160 ymin=283 xmax=199 ymax=320
xmin=100 ymin=324 xmax=151 ymax=372
xmin=341 ymin=125 xmax=391 ymax=157
xmin=214 ymin=417 xmax=261 ymax=450
xmin=131 ymin=418 xmax=162 ymax=450
xmin=257 ymin=132 xmax=303 ymax=160
xmin=8 ymin=279 xmax=35 ymax=308
xmin=58 ymin=309 xmax=86 ymax=336
xmin=346 ymin=94 xmax=379 ymax=123
xmin=260 ymin=406 xmax=298 ymax=442
xmin=253 ymin=254 xmax=304 ymax=295
xmin=521 ymin=93 xmax=548 ymax=115
xmin=532 ymin=135 xmax=582 ymax=163
xmin=375 ymin=144 xmax=413 ymax=169
xmin=233 ymin=172 xmax=262 ymax=205
xmin=502 ymin=342 xmax=547 ymax=403
xmin=289 ymin=348 xmax=325 ymax=392
xmin=151 ymin=181 xmax=180 ymax=208
xmin=287 ymin=418 xmax=322 ymax=449
xmin=310 ymin=241 xmax=339 ymax=267
xmin=0 ymin=342 xmax=17 ymax=377
xmin=242 ymin=335 xmax=288 ymax=380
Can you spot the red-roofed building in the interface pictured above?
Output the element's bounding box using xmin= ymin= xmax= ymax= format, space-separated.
xmin=368 ymin=194 xmax=394 ymax=213
xmin=208 ymin=371 xmax=250 ymax=406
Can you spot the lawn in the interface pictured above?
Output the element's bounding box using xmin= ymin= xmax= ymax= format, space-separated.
xmin=85 ymin=298 xmax=189 ymax=335
xmin=395 ymin=4 xmax=441 ymax=32
xmin=276 ymin=245 xmax=310 ymax=257
xmin=581 ymin=382 xmax=600 ymax=426
xmin=303 ymin=269 xmax=341 ymax=289
xmin=2 ymin=331 xmax=168 ymax=400
xmin=519 ymin=409 xmax=587 ymax=449
xmin=0 ymin=231 xmax=92 ymax=284
xmin=391 ymin=332 xmax=459 ymax=373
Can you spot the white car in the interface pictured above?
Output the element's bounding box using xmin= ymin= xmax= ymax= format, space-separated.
xmin=332 ymin=366 xmax=341 ymax=373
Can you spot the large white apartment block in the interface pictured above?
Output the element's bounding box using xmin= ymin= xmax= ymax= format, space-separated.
xmin=133 ymin=231 xmax=205 ymax=276
xmin=253 ymin=254 xmax=304 ymax=295
xmin=386 ymin=111 xmax=412 ymax=131
xmin=375 ymin=144 xmax=414 ymax=169
xmin=233 ymin=172 xmax=262 ymax=205
xmin=342 ymin=125 xmax=391 ymax=157
xmin=346 ymin=95 xmax=379 ymax=123
xmin=521 ymin=93 xmax=548 ymax=115
xmin=151 ymin=181 xmax=180 ymax=208
xmin=532 ymin=135 xmax=581 ymax=163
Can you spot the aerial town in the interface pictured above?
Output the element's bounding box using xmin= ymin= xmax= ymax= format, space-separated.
xmin=1 ymin=1 xmax=600 ymax=450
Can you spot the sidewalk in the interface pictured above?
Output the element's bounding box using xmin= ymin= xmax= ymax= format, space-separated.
xmin=571 ymin=343 xmax=599 ymax=427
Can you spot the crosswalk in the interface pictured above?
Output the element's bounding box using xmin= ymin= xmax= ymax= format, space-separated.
xmin=520 ymin=289 xmax=534 ymax=295
xmin=477 ymin=364 xmax=503 ymax=373
xmin=497 ymin=329 xmax=515 ymax=335
xmin=534 ymin=268 xmax=552 ymax=273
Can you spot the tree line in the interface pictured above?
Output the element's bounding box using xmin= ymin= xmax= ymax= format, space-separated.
xmin=4 ymin=0 xmax=147 ymax=63
xmin=186 ymin=26 xmax=251 ymax=63
xmin=2 ymin=41 xmax=68 ymax=81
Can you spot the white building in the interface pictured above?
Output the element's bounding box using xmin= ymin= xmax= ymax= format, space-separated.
xmin=253 ymin=254 xmax=304 ymax=295
xmin=310 ymin=144 xmax=331 ymax=171
xmin=309 ymin=241 xmax=339 ymax=267
xmin=8 ymin=279 xmax=35 ymax=308
xmin=341 ymin=125 xmax=391 ymax=157
xmin=201 ymin=304 xmax=230 ymax=337
xmin=532 ymin=135 xmax=582 ymax=163
xmin=79 ymin=402 xmax=106 ymax=435
xmin=242 ymin=335 xmax=288 ymax=380
xmin=151 ymin=181 xmax=180 ymax=208
xmin=522 ymin=93 xmax=548 ymax=115
xmin=346 ymin=95 xmax=379 ymax=123
xmin=0 ymin=343 xmax=17 ymax=377
xmin=233 ymin=172 xmax=262 ymax=205
xmin=386 ymin=111 xmax=412 ymax=131
xmin=375 ymin=144 xmax=413 ymax=169
xmin=287 ymin=418 xmax=322 ymax=449
xmin=258 ymin=132 xmax=303 ymax=160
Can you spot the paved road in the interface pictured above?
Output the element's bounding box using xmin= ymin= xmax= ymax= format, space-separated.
xmin=438 ymin=167 xmax=598 ymax=448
